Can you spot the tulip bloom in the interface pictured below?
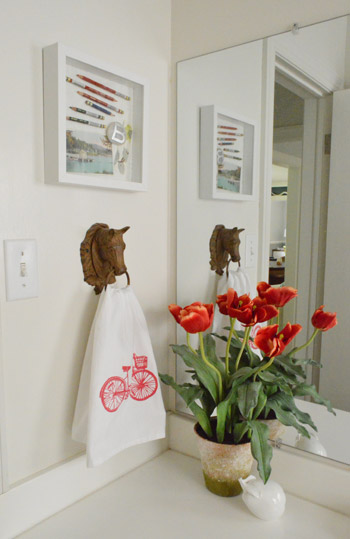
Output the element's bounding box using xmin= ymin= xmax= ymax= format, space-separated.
xmin=311 ymin=305 xmax=337 ymax=332
xmin=254 ymin=323 xmax=302 ymax=357
xmin=257 ymin=281 xmax=297 ymax=308
xmin=223 ymin=293 xmax=252 ymax=320
xmin=216 ymin=288 xmax=239 ymax=316
xmin=168 ymin=302 xmax=214 ymax=334
xmin=230 ymin=296 xmax=278 ymax=327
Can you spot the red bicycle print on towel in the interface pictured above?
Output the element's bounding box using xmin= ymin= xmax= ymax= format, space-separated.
xmin=249 ymin=324 xmax=262 ymax=350
xmin=100 ymin=354 xmax=158 ymax=413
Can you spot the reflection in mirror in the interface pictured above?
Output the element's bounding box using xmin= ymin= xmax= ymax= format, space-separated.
xmin=176 ymin=15 xmax=350 ymax=465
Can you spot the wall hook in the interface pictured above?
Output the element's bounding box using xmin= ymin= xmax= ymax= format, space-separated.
xmin=209 ymin=225 xmax=244 ymax=276
xmin=80 ymin=223 xmax=130 ymax=295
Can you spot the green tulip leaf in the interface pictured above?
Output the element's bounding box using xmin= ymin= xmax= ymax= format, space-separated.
xmin=293 ymin=358 xmax=323 ymax=368
xmin=269 ymin=364 xmax=299 ymax=385
xmin=266 ymin=400 xmax=310 ymax=438
xmin=252 ymin=388 xmax=267 ymax=420
xmin=268 ymin=392 xmax=317 ymax=431
xmin=216 ymin=370 xmax=259 ymax=441
xmin=159 ymin=373 xmax=212 ymax=437
xmin=293 ymin=383 xmax=335 ymax=415
xmin=202 ymin=334 xmax=226 ymax=376
xmin=211 ymin=332 xmax=228 ymax=342
xmin=231 ymin=366 xmax=255 ymax=380
xmin=200 ymin=390 xmax=217 ymax=417
xmin=212 ymin=333 xmax=243 ymax=351
xmin=158 ymin=374 xmax=202 ymax=405
xmin=216 ymin=400 xmax=230 ymax=443
xmin=265 ymin=384 xmax=278 ymax=398
xmin=171 ymin=344 xmax=218 ymax=403
xmin=237 ymin=382 xmax=262 ymax=419
xmin=257 ymin=371 xmax=277 ymax=383
xmin=274 ymin=356 xmax=306 ymax=378
xmin=248 ymin=420 xmax=272 ymax=484
xmin=233 ymin=421 xmax=249 ymax=443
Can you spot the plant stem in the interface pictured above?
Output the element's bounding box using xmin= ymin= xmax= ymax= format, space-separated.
xmin=245 ymin=329 xmax=255 ymax=366
xmin=235 ymin=326 xmax=250 ymax=371
xmin=186 ymin=332 xmax=197 ymax=356
xmin=231 ymin=325 xmax=240 ymax=341
xmin=199 ymin=332 xmax=223 ymax=401
xmin=225 ymin=318 xmax=235 ymax=375
xmin=253 ymin=356 xmax=275 ymax=381
xmin=288 ymin=328 xmax=319 ymax=357
xmin=277 ymin=310 xmax=280 ymax=329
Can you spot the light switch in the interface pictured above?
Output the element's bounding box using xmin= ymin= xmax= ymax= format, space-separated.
xmin=4 ymin=240 xmax=39 ymax=301
xmin=245 ymin=234 xmax=257 ymax=268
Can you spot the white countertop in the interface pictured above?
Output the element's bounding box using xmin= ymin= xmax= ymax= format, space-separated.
xmin=20 ymin=450 xmax=350 ymax=539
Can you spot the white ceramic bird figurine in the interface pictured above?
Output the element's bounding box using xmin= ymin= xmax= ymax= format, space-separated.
xmin=295 ymin=431 xmax=327 ymax=457
xmin=238 ymin=475 xmax=286 ymax=520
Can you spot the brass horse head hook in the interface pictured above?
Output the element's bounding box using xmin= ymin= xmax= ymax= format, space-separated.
xmin=209 ymin=225 xmax=244 ymax=276
xmin=80 ymin=223 xmax=130 ymax=294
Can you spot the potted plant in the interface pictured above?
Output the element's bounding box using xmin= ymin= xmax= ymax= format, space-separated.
xmin=160 ymin=283 xmax=337 ymax=497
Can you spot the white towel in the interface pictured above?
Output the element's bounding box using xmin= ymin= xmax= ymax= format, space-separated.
xmin=213 ymin=267 xmax=262 ymax=358
xmin=72 ymin=285 xmax=166 ymax=467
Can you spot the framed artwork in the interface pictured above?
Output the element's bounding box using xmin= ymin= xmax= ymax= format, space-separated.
xmin=199 ymin=105 xmax=257 ymax=201
xmin=43 ymin=43 xmax=149 ymax=191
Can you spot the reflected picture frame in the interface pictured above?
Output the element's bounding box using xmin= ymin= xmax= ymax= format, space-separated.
xmin=199 ymin=105 xmax=257 ymax=201
xmin=43 ymin=43 xmax=149 ymax=191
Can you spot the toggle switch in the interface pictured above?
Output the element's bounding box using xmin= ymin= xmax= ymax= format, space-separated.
xmin=4 ymin=239 xmax=39 ymax=301
xmin=20 ymin=258 xmax=27 ymax=277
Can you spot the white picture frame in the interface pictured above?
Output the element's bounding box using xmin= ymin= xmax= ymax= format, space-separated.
xmin=43 ymin=43 xmax=149 ymax=191
xmin=199 ymin=105 xmax=257 ymax=201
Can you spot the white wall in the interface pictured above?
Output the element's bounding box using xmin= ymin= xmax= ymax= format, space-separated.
xmin=171 ymin=0 xmax=350 ymax=63
xmin=0 ymin=0 xmax=171 ymax=486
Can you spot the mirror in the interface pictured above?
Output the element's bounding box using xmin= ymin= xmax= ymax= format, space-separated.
xmin=176 ymin=15 xmax=350 ymax=465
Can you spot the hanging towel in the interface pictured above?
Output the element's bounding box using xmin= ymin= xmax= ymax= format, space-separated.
xmin=213 ymin=267 xmax=262 ymax=358
xmin=72 ymin=285 xmax=166 ymax=467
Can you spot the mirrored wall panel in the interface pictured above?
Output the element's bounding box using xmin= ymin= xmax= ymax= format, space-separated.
xmin=176 ymin=15 xmax=350 ymax=466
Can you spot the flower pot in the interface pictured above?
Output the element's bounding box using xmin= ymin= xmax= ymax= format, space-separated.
xmin=259 ymin=419 xmax=285 ymax=441
xmin=194 ymin=423 xmax=253 ymax=497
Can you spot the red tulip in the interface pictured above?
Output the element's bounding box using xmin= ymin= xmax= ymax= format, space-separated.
xmin=168 ymin=304 xmax=181 ymax=323
xmin=216 ymin=288 xmax=238 ymax=315
xmin=311 ymin=305 xmax=337 ymax=332
xmin=229 ymin=296 xmax=278 ymax=327
xmin=226 ymin=293 xmax=252 ymax=322
xmin=168 ymin=302 xmax=214 ymax=334
xmin=257 ymin=281 xmax=298 ymax=308
xmin=256 ymin=281 xmax=270 ymax=297
xmin=254 ymin=323 xmax=302 ymax=357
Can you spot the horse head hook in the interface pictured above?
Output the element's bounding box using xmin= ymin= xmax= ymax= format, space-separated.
xmin=209 ymin=225 xmax=244 ymax=276
xmin=80 ymin=223 xmax=130 ymax=294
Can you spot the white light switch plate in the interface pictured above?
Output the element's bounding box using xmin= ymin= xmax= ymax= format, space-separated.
xmin=245 ymin=234 xmax=257 ymax=268
xmin=4 ymin=239 xmax=39 ymax=301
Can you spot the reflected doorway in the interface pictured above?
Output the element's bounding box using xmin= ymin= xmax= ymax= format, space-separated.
xmin=270 ymin=76 xmax=314 ymax=335
xmin=268 ymin=71 xmax=333 ymax=383
xmin=269 ymin=82 xmax=304 ymax=289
